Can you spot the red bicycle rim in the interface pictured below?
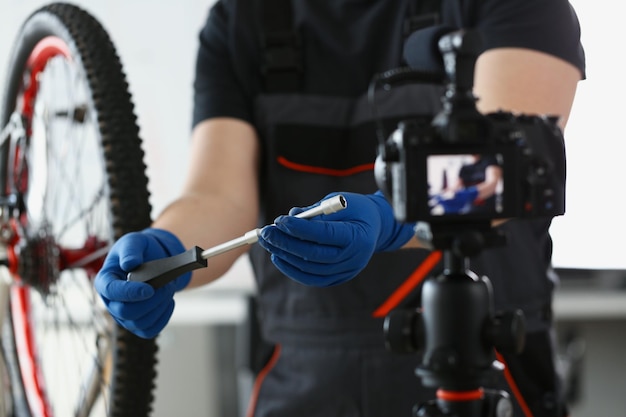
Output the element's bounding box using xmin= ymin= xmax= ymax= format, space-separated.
xmin=10 ymin=35 xmax=72 ymax=417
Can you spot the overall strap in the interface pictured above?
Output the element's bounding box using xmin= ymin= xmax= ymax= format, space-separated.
xmin=405 ymin=0 xmax=441 ymax=36
xmin=406 ymin=1 xmax=480 ymax=33
xmin=259 ymin=0 xmax=302 ymax=93
xmin=258 ymin=0 xmax=446 ymax=93
xmin=440 ymin=0 xmax=480 ymax=29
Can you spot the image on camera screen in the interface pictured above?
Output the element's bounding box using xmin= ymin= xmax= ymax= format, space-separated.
xmin=427 ymin=153 xmax=504 ymax=217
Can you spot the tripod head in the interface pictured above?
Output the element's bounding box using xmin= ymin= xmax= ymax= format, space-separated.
xmin=384 ymin=224 xmax=525 ymax=417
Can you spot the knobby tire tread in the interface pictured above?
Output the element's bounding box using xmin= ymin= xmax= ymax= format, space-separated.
xmin=1 ymin=3 xmax=157 ymax=416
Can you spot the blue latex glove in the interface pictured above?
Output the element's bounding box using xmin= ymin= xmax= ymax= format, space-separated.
xmin=257 ymin=191 xmax=415 ymax=287
xmin=94 ymin=228 xmax=191 ymax=339
xmin=438 ymin=186 xmax=478 ymax=214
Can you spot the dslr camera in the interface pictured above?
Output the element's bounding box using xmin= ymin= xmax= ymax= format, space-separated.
xmin=375 ymin=29 xmax=566 ymax=226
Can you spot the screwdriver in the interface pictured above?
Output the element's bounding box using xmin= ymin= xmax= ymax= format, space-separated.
xmin=127 ymin=194 xmax=347 ymax=288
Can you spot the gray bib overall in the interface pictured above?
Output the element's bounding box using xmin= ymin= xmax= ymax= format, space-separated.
xmin=243 ymin=1 xmax=560 ymax=416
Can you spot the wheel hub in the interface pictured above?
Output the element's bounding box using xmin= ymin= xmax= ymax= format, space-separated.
xmin=15 ymin=225 xmax=60 ymax=294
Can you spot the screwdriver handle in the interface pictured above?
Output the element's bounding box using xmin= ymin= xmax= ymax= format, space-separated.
xmin=127 ymin=246 xmax=207 ymax=288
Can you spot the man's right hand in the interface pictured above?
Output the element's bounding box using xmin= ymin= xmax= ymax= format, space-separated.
xmin=94 ymin=228 xmax=191 ymax=339
xmin=257 ymin=192 xmax=416 ymax=287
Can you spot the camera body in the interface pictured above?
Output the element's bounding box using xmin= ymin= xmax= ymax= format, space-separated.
xmin=378 ymin=109 xmax=566 ymax=224
xmin=375 ymin=29 xmax=566 ymax=225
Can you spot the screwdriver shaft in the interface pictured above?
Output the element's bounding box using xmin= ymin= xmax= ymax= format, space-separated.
xmin=200 ymin=194 xmax=347 ymax=259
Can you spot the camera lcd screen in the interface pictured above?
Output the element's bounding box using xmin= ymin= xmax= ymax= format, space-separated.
xmin=427 ymin=153 xmax=504 ymax=217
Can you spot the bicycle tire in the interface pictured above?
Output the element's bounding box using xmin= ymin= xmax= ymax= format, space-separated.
xmin=0 ymin=3 xmax=157 ymax=416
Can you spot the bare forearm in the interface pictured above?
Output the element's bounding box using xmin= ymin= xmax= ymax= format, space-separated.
xmin=151 ymin=118 xmax=260 ymax=288
xmin=152 ymin=192 xmax=257 ymax=288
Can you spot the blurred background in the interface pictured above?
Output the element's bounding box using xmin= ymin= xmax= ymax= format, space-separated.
xmin=0 ymin=1 xmax=624 ymax=416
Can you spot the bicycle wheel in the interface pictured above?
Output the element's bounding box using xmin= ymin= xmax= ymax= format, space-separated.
xmin=0 ymin=3 xmax=157 ymax=416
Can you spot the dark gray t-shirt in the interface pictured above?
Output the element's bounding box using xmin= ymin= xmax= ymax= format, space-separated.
xmin=192 ymin=0 xmax=585 ymax=127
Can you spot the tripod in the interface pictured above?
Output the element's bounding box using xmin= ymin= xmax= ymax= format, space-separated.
xmin=385 ymin=224 xmax=526 ymax=417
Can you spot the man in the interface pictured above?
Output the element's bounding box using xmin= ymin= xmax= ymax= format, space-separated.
xmin=96 ymin=1 xmax=585 ymax=416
